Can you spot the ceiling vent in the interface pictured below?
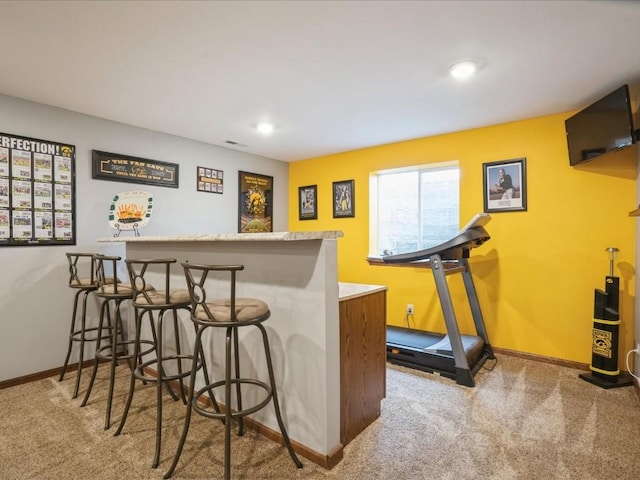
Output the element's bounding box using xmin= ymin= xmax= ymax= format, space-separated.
xmin=224 ymin=140 xmax=249 ymax=147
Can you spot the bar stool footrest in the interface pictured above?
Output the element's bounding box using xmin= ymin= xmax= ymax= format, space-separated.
xmin=134 ymin=355 xmax=201 ymax=383
xmin=95 ymin=339 xmax=155 ymax=362
xmin=70 ymin=325 xmax=112 ymax=343
xmin=192 ymin=379 xmax=272 ymax=420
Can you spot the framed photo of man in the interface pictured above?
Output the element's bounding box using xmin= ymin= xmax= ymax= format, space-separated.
xmin=483 ymin=158 xmax=527 ymax=213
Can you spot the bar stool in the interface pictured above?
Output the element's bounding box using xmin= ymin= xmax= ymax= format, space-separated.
xmin=114 ymin=258 xmax=210 ymax=469
xmin=80 ymin=254 xmax=155 ymax=430
xmin=59 ymin=253 xmax=108 ymax=399
xmin=164 ymin=263 xmax=302 ymax=480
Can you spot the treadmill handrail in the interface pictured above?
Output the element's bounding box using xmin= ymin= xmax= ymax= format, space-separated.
xmin=382 ymin=226 xmax=490 ymax=263
xmin=382 ymin=213 xmax=490 ymax=264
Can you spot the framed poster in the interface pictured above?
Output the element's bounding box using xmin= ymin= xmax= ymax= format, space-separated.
xmin=298 ymin=184 xmax=317 ymax=220
xmin=0 ymin=131 xmax=76 ymax=246
xmin=333 ymin=179 xmax=355 ymax=218
xmin=238 ymin=171 xmax=273 ymax=233
xmin=483 ymin=157 xmax=527 ymax=213
xmin=92 ymin=150 xmax=179 ymax=188
xmin=197 ymin=166 xmax=224 ymax=194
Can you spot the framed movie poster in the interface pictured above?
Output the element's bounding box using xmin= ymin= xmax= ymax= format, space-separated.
xmin=0 ymin=131 xmax=76 ymax=246
xmin=238 ymin=171 xmax=273 ymax=233
xmin=298 ymin=184 xmax=317 ymax=220
xmin=483 ymin=157 xmax=527 ymax=213
xmin=333 ymin=179 xmax=355 ymax=218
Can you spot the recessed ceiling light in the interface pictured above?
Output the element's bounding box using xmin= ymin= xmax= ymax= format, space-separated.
xmin=256 ymin=121 xmax=275 ymax=135
xmin=449 ymin=61 xmax=478 ymax=80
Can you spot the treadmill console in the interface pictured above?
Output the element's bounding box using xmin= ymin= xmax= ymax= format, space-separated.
xmin=458 ymin=212 xmax=491 ymax=232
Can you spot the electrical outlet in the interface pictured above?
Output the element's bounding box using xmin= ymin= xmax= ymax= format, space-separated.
xmin=406 ymin=304 xmax=414 ymax=314
xmin=636 ymin=342 xmax=640 ymax=354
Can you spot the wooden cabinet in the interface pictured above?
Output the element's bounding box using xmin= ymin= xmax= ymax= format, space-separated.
xmin=339 ymin=285 xmax=387 ymax=446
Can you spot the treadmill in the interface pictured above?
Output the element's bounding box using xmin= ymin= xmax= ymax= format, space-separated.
xmin=382 ymin=213 xmax=495 ymax=387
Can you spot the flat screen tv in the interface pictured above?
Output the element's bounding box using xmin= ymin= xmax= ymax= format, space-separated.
xmin=565 ymin=84 xmax=636 ymax=166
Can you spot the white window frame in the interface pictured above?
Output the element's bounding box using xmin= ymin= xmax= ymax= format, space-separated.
xmin=369 ymin=160 xmax=460 ymax=257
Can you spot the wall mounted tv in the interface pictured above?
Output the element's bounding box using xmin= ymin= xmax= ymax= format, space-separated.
xmin=565 ymin=84 xmax=636 ymax=166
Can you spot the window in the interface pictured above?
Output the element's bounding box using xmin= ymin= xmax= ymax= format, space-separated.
xmin=370 ymin=162 xmax=460 ymax=257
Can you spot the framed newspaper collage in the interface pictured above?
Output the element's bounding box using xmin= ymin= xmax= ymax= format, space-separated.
xmin=0 ymin=132 xmax=76 ymax=246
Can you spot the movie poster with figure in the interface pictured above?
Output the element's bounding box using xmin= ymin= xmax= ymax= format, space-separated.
xmin=0 ymin=132 xmax=75 ymax=246
xmin=298 ymin=185 xmax=317 ymax=220
xmin=333 ymin=179 xmax=355 ymax=218
xmin=238 ymin=171 xmax=273 ymax=233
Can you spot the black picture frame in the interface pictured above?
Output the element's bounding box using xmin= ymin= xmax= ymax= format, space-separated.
xmin=238 ymin=170 xmax=273 ymax=232
xmin=333 ymin=179 xmax=355 ymax=218
xmin=196 ymin=166 xmax=223 ymax=194
xmin=0 ymin=131 xmax=76 ymax=246
xmin=483 ymin=157 xmax=527 ymax=213
xmin=92 ymin=150 xmax=179 ymax=188
xmin=298 ymin=184 xmax=318 ymax=220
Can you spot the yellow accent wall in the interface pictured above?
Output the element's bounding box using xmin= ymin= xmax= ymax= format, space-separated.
xmin=288 ymin=113 xmax=637 ymax=365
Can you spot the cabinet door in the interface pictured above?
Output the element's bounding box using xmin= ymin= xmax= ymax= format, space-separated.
xmin=339 ymin=290 xmax=386 ymax=445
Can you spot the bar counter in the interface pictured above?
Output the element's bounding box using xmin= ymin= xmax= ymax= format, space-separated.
xmin=100 ymin=231 xmax=385 ymax=468
xmin=102 ymin=231 xmax=344 ymax=242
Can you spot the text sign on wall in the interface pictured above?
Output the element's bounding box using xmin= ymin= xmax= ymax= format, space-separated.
xmin=92 ymin=150 xmax=179 ymax=188
xmin=0 ymin=132 xmax=76 ymax=246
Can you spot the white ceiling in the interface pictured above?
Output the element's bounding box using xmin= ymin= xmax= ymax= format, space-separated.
xmin=1 ymin=0 xmax=640 ymax=162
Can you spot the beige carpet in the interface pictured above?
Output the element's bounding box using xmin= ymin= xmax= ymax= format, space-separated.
xmin=1 ymin=355 xmax=639 ymax=479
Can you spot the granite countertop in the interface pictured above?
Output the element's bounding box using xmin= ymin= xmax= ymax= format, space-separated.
xmin=99 ymin=230 xmax=344 ymax=243
xmin=339 ymin=282 xmax=387 ymax=301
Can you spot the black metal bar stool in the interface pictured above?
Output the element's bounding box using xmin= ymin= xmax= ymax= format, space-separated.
xmin=80 ymin=254 xmax=155 ymax=430
xmin=164 ymin=263 xmax=302 ymax=480
xmin=114 ymin=258 xmax=210 ymax=469
xmin=59 ymin=252 xmax=108 ymax=399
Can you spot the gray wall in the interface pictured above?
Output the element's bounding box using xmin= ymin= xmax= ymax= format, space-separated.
xmin=0 ymin=94 xmax=289 ymax=381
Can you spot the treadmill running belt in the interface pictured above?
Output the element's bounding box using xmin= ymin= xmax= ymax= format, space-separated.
xmin=387 ymin=326 xmax=485 ymax=358
xmin=386 ymin=327 xmax=442 ymax=350
xmin=425 ymin=334 xmax=485 ymax=357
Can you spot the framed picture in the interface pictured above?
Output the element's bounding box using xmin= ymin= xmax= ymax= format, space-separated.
xmin=333 ymin=179 xmax=355 ymax=218
xmin=197 ymin=166 xmax=223 ymax=194
xmin=92 ymin=150 xmax=179 ymax=188
xmin=0 ymin=131 xmax=77 ymax=246
xmin=238 ymin=171 xmax=273 ymax=232
xmin=483 ymin=157 xmax=527 ymax=213
xmin=298 ymin=184 xmax=317 ymax=220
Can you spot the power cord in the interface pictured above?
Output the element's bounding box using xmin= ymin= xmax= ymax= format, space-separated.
xmin=625 ymin=346 xmax=640 ymax=381
xmin=404 ymin=313 xmax=413 ymax=329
